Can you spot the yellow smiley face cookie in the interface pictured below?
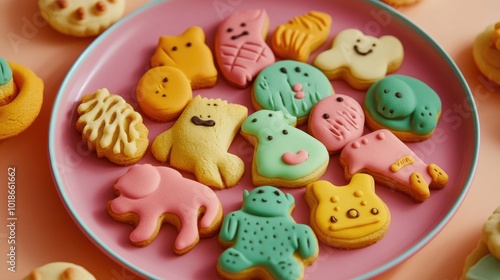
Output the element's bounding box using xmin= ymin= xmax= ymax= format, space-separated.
xmin=305 ymin=173 xmax=391 ymax=249
xmin=136 ymin=66 xmax=192 ymax=122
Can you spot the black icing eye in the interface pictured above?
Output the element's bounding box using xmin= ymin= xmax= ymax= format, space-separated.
xmin=282 ymin=130 xmax=288 ymax=135
xmin=330 ymin=216 xmax=337 ymax=223
xmin=268 ymin=113 xmax=273 ymax=117
xmin=162 ymin=94 xmax=166 ymax=97
xmin=295 ymin=67 xmax=301 ymax=73
xmin=323 ymin=113 xmax=330 ymax=119
xmin=280 ymin=67 xmax=287 ymax=74
xmin=347 ymin=209 xmax=359 ymax=219
xmin=384 ymin=89 xmax=389 ymax=93
xmin=395 ymin=92 xmax=402 ymax=98
xmin=356 ymin=39 xmax=361 ymax=43
xmin=267 ymin=135 xmax=273 ymax=141
xmin=163 ymin=77 xmax=168 ymax=83
xmin=274 ymin=190 xmax=280 ymax=196
xmin=371 ymin=208 xmax=379 ymax=215
xmin=186 ymin=42 xmax=192 ymax=47
xmin=336 ymin=97 xmax=344 ymax=102
xmin=257 ymin=189 xmax=264 ymax=194
xmin=304 ymin=73 xmax=309 ymax=77
xmin=240 ymin=22 xmax=246 ymax=27
xmin=372 ymin=43 xmax=377 ymax=47
xmin=155 ymin=90 xmax=159 ymax=94
xmin=227 ymin=28 xmax=233 ymax=33
xmin=172 ymin=46 xmax=178 ymax=51
xmin=252 ymin=118 xmax=257 ymax=123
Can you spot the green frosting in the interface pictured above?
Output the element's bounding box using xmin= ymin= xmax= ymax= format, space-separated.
xmin=466 ymin=254 xmax=500 ymax=280
xmin=364 ymin=74 xmax=442 ymax=135
xmin=241 ymin=110 xmax=329 ymax=180
xmin=253 ymin=60 xmax=333 ymax=120
xmin=218 ymin=186 xmax=318 ymax=279
xmin=0 ymin=57 xmax=13 ymax=86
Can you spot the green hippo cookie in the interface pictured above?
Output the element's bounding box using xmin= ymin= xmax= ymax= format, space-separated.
xmin=240 ymin=109 xmax=329 ymax=188
xmin=364 ymin=74 xmax=442 ymax=142
xmin=217 ymin=186 xmax=318 ymax=280
xmin=251 ymin=60 xmax=334 ymax=126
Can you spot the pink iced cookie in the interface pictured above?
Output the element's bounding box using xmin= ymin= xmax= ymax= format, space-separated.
xmin=339 ymin=129 xmax=448 ymax=202
xmin=215 ymin=9 xmax=275 ymax=88
xmin=308 ymin=94 xmax=365 ymax=154
xmin=107 ymin=164 xmax=223 ymax=254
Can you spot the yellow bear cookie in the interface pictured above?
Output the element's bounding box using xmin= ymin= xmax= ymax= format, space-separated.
xmin=136 ymin=66 xmax=192 ymax=122
xmin=24 ymin=262 xmax=96 ymax=280
xmin=305 ymin=174 xmax=391 ymax=249
xmin=271 ymin=11 xmax=332 ymax=62
xmin=76 ymin=88 xmax=149 ymax=165
xmin=152 ymin=95 xmax=247 ymax=189
xmin=151 ymin=26 xmax=218 ymax=90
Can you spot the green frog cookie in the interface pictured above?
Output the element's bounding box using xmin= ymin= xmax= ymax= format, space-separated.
xmin=364 ymin=74 xmax=442 ymax=142
xmin=217 ymin=186 xmax=318 ymax=280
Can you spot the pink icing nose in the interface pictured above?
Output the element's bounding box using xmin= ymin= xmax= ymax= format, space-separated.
xmin=292 ymin=83 xmax=305 ymax=99
xmin=282 ymin=150 xmax=308 ymax=165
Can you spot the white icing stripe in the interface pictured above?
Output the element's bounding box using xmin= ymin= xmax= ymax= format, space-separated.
xmin=77 ymin=88 xmax=142 ymax=156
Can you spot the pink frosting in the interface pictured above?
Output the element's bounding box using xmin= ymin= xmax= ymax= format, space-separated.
xmin=109 ymin=164 xmax=221 ymax=252
xmin=282 ymin=150 xmax=308 ymax=165
xmin=215 ymin=9 xmax=275 ymax=88
xmin=308 ymin=94 xmax=365 ymax=154
xmin=339 ymin=129 xmax=433 ymax=197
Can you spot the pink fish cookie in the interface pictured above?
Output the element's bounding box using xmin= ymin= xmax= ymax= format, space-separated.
xmin=339 ymin=129 xmax=448 ymax=202
xmin=215 ymin=9 xmax=275 ymax=88
xmin=308 ymin=94 xmax=365 ymax=154
xmin=107 ymin=164 xmax=223 ymax=255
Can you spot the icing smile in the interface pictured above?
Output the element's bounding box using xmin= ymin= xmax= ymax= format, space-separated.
xmin=191 ymin=116 xmax=216 ymax=127
xmin=231 ymin=31 xmax=249 ymax=40
xmin=353 ymin=45 xmax=373 ymax=56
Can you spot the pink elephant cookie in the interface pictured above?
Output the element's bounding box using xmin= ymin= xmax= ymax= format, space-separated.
xmin=308 ymin=94 xmax=365 ymax=154
xmin=107 ymin=164 xmax=223 ymax=254
xmin=215 ymin=9 xmax=275 ymax=88
xmin=339 ymin=129 xmax=448 ymax=202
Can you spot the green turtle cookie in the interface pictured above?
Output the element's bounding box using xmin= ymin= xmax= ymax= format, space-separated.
xmin=217 ymin=186 xmax=318 ymax=280
xmin=364 ymin=74 xmax=442 ymax=142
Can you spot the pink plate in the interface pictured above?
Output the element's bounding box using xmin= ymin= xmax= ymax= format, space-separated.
xmin=48 ymin=0 xmax=479 ymax=278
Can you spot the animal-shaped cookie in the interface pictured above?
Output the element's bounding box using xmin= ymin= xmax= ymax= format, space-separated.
xmin=150 ymin=26 xmax=218 ymax=89
xmin=473 ymin=22 xmax=500 ymax=85
xmin=271 ymin=11 xmax=332 ymax=62
xmin=340 ymin=129 xmax=448 ymax=202
xmin=252 ymin=60 xmax=334 ymax=126
xmin=305 ymin=174 xmax=391 ymax=249
xmin=308 ymin=94 xmax=365 ymax=154
xmin=76 ymin=88 xmax=149 ymax=165
xmin=240 ymin=110 xmax=329 ymax=188
xmin=462 ymin=206 xmax=500 ymax=279
xmin=107 ymin=164 xmax=223 ymax=255
xmin=218 ymin=186 xmax=318 ymax=280
xmin=215 ymin=9 xmax=275 ymax=88
xmin=136 ymin=66 xmax=192 ymax=122
xmin=313 ymin=28 xmax=404 ymax=90
xmin=151 ymin=95 xmax=247 ymax=189
xmin=38 ymin=0 xmax=126 ymax=37
xmin=23 ymin=262 xmax=96 ymax=280
xmin=364 ymin=74 xmax=442 ymax=142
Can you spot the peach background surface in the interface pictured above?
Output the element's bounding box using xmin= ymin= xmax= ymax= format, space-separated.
xmin=0 ymin=0 xmax=499 ymax=279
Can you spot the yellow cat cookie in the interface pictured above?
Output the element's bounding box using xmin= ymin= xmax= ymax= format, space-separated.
xmin=152 ymin=95 xmax=247 ymax=189
xmin=136 ymin=66 xmax=192 ymax=122
xmin=151 ymin=26 xmax=218 ymax=90
xmin=271 ymin=11 xmax=332 ymax=62
xmin=305 ymin=174 xmax=391 ymax=249
xmin=76 ymin=88 xmax=149 ymax=165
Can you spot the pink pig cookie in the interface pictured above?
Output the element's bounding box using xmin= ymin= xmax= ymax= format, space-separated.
xmin=339 ymin=129 xmax=448 ymax=202
xmin=107 ymin=164 xmax=223 ymax=255
xmin=308 ymin=94 xmax=365 ymax=154
xmin=215 ymin=9 xmax=275 ymax=88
